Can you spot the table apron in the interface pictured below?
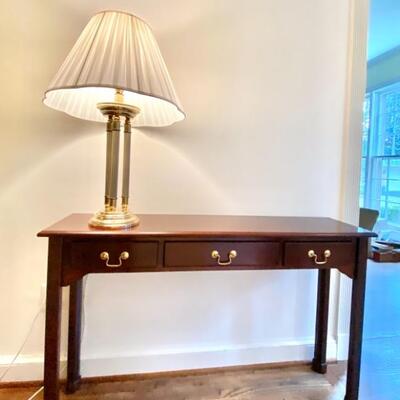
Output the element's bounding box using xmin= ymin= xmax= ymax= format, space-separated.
xmin=60 ymin=237 xmax=358 ymax=285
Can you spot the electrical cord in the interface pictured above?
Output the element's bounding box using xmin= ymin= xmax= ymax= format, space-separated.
xmin=25 ymin=363 xmax=68 ymax=400
xmin=0 ymin=303 xmax=45 ymax=382
xmin=25 ymin=277 xmax=88 ymax=399
xmin=26 ymin=277 xmax=88 ymax=400
xmin=0 ymin=277 xmax=87 ymax=399
xmin=26 ymin=385 xmax=43 ymax=400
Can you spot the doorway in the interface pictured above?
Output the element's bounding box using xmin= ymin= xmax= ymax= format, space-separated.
xmin=359 ymin=1 xmax=400 ymax=399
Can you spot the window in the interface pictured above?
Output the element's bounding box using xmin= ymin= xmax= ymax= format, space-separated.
xmin=361 ymin=82 xmax=400 ymax=238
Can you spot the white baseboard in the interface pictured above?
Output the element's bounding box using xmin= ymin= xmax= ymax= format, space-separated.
xmin=0 ymin=338 xmax=337 ymax=382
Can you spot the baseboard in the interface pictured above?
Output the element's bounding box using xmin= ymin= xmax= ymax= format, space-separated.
xmin=0 ymin=360 xmax=322 ymax=389
xmin=0 ymin=337 xmax=337 ymax=382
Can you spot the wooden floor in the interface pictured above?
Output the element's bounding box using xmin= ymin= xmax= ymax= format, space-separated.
xmin=359 ymin=260 xmax=400 ymax=400
xmin=0 ymin=363 xmax=346 ymax=400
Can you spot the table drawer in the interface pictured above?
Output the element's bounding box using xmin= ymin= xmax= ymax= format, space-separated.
xmin=164 ymin=241 xmax=280 ymax=268
xmin=70 ymin=240 xmax=159 ymax=271
xmin=284 ymin=241 xmax=355 ymax=269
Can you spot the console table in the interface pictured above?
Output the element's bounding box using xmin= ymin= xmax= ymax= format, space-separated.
xmin=38 ymin=214 xmax=376 ymax=400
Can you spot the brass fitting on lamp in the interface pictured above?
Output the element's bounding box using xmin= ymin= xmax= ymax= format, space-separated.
xmin=89 ymin=90 xmax=141 ymax=229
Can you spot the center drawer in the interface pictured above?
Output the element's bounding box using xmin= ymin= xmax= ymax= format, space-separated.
xmin=164 ymin=241 xmax=280 ymax=268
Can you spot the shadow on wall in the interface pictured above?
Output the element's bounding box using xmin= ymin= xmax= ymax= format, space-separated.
xmin=0 ymin=1 xmax=97 ymax=190
xmin=0 ymin=0 xmax=225 ymax=208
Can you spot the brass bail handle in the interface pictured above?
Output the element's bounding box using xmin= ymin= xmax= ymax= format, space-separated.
xmin=308 ymin=249 xmax=331 ymax=265
xmin=100 ymin=251 xmax=129 ymax=268
xmin=211 ymin=250 xmax=237 ymax=266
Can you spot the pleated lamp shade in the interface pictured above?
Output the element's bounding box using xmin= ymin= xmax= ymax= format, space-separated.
xmin=43 ymin=10 xmax=185 ymax=127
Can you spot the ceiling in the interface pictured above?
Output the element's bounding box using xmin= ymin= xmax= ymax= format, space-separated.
xmin=368 ymin=0 xmax=400 ymax=60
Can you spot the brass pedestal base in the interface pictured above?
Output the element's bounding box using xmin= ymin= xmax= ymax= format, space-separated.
xmin=89 ymin=209 xmax=140 ymax=229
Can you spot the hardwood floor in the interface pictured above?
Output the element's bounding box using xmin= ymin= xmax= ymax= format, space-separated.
xmin=0 ymin=363 xmax=346 ymax=400
xmin=4 ymin=260 xmax=399 ymax=399
xmin=360 ymin=260 xmax=400 ymax=400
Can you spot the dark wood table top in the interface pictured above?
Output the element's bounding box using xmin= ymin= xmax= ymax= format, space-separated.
xmin=38 ymin=213 xmax=376 ymax=238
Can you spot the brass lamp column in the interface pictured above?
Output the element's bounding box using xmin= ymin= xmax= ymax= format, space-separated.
xmin=43 ymin=10 xmax=185 ymax=230
xmin=90 ymin=90 xmax=140 ymax=229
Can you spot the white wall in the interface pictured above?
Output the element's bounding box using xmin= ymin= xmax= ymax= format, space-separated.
xmin=0 ymin=0 xmax=357 ymax=380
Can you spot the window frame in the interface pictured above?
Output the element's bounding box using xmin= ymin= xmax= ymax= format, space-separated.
xmin=362 ymin=81 xmax=400 ymax=232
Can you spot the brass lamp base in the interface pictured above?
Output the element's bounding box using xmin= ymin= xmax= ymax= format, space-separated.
xmin=89 ymin=209 xmax=140 ymax=229
xmin=88 ymin=89 xmax=141 ymax=230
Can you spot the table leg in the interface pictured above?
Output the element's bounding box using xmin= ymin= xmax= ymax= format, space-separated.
xmin=66 ymin=279 xmax=83 ymax=393
xmin=312 ymin=268 xmax=330 ymax=374
xmin=44 ymin=238 xmax=63 ymax=400
xmin=345 ymin=238 xmax=368 ymax=400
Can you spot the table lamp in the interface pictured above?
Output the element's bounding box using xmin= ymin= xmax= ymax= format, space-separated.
xmin=43 ymin=10 xmax=185 ymax=229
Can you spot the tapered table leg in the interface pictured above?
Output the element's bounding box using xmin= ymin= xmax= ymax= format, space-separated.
xmin=66 ymin=279 xmax=83 ymax=393
xmin=312 ymin=268 xmax=331 ymax=374
xmin=44 ymin=238 xmax=63 ymax=400
xmin=345 ymin=238 xmax=368 ymax=400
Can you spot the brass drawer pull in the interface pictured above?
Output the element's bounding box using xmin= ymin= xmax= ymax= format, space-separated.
xmin=99 ymin=251 xmax=129 ymax=268
xmin=211 ymin=250 xmax=237 ymax=266
xmin=308 ymin=249 xmax=331 ymax=265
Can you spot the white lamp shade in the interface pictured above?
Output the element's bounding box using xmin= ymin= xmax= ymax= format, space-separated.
xmin=43 ymin=10 xmax=185 ymax=127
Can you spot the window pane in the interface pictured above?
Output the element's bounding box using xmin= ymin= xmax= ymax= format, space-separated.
xmin=362 ymin=95 xmax=371 ymax=157
xmin=360 ymin=157 xmax=366 ymax=207
xmin=379 ymin=90 xmax=400 ymax=156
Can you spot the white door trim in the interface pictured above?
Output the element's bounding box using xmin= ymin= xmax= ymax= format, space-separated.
xmin=337 ymin=0 xmax=369 ymax=360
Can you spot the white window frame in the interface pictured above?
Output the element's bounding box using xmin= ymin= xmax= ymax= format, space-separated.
xmin=363 ymin=81 xmax=400 ymax=232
